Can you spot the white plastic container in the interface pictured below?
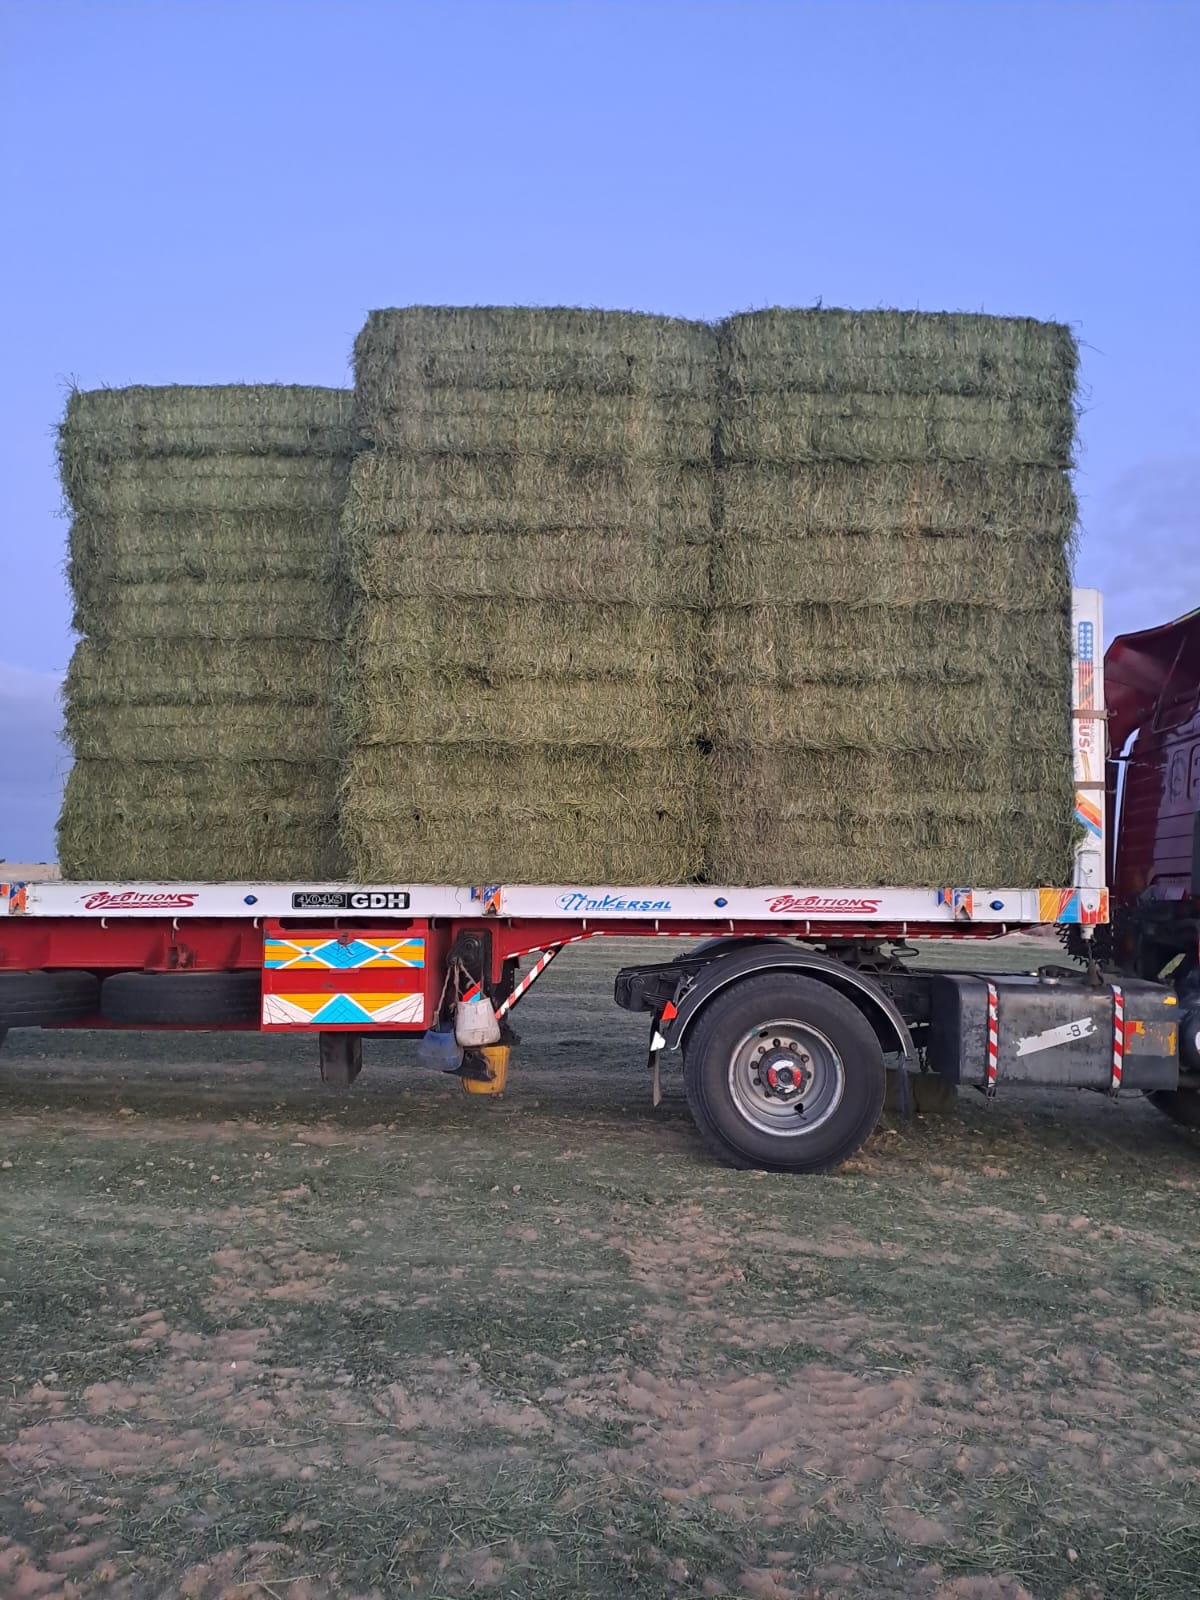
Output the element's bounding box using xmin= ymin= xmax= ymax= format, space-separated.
xmin=454 ymin=995 xmax=502 ymax=1047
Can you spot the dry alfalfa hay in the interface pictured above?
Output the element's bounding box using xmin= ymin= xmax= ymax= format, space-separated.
xmin=350 ymin=528 xmax=711 ymax=608
xmin=341 ymin=744 xmax=706 ymax=883
xmin=352 ymin=304 xmax=720 ymax=419
xmin=346 ymin=672 xmax=698 ymax=750
xmin=359 ymin=387 xmax=715 ymax=464
xmin=720 ymin=389 xmax=1074 ymax=468
xmin=341 ymin=306 xmax=719 ymax=885
xmin=68 ymin=509 xmax=346 ymax=587
xmin=718 ymin=460 xmax=1077 ymax=540
xmin=349 ymin=598 xmax=702 ymax=683
xmin=58 ymin=761 xmax=343 ymax=880
xmin=65 ymin=638 xmax=341 ymax=708
xmin=59 ymin=383 xmax=354 ymax=880
xmin=705 ymin=307 xmax=1078 ymax=887
xmin=709 ymin=531 xmax=1071 ymax=609
xmin=61 ymin=757 xmax=338 ymax=811
xmin=71 ymin=576 xmax=343 ymax=643
xmin=60 ymin=385 xmax=357 ymax=463
xmin=705 ymin=676 xmax=1068 ymax=754
xmin=344 ymin=450 xmax=712 ymax=541
xmin=705 ymin=747 xmax=1074 ymax=887
xmin=354 ymin=307 xmax=715 ymax=463
xmin=66 ymin=700 xmax=342 ymax=764
xmin=718 ymin=310 xmax=1077 ymax=467
xmin=703 ymin=603 xmax=1069 ymax=689
xmin=63 ymin=453 xmax=352 ymax=517
xmin=722 ymin=309 xmax=1078 ymax=401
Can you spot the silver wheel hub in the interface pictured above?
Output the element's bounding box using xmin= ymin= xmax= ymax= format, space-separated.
xmin=728 ymin=1019 xmax=845 ymax=1137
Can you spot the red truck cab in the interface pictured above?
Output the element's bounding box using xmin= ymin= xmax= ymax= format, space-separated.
xmin=1106 ymin=608 xmax=1200 ymax=981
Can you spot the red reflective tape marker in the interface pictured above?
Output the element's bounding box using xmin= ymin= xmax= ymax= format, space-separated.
xmin=495 ymin=946 xmax=561 ymax=1020
xmin=661 ymin=1000 xmax=678 ymax=1023
xmin=1111 ymin=985 xmax=1125 ymax=1092
xmin=986 ymin=982 xmax=999 ymax=1094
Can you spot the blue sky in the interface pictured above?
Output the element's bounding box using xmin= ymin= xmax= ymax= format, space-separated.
xmin=1 ymin=0 xmax=1198 ymax=860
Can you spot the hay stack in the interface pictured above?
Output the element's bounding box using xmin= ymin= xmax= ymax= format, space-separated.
xmin=342 ymin=307 xmax=717 ymax=882
xmin=58 ymin=386 xmax=355 ymax=879
xmin=707 ymin=310 xmax=1078 ymax=886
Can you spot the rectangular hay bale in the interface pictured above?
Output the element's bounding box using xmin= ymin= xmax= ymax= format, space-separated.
xmin=341 ymin=744 xmax=706 ymax=883
xmin=721 ymin=309 xmax=1078 ymax=401
xmin=720 ymin=389 xmax=1074 ymax=468
xmin=60 ymin=385 xmax=356 ymax=463
xmin=58 ymin=758 xmax=344 ymax=880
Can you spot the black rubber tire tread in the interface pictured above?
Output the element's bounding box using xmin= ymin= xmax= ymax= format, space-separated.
xmin=1145 ymin=1089 xmax=1200 ymax=1129
xmin=0 ymin=970 xmax=100 ymax=1028
xmin=682 ymin=972 xmax=886 ymax=1173
xmin=101 ymin=970 xmax=261 ymax=1026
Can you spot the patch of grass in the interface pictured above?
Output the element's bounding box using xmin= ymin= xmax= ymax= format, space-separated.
xmin=2 ymin=937 xmax=1199 ymax=1596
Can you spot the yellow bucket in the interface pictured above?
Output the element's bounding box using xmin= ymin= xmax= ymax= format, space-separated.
xmin=461 ymin=1043 xmax=510 ymax=1095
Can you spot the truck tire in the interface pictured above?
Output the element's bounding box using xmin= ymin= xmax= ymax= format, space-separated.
xmin=0 ymin=970 xmax=100 ymax=1028
xmin=682 ymin=972 xmax=885 ymax=1173
xmin=101 ymin=970 xmax=261 ymax=1026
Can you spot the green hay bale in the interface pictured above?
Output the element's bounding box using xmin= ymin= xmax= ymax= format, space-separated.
xmin=66 ymin=701 xmax=342 ymax=763
xmin=58 ymin=383 xmax=354 ymax=883
xmin=719 ymin=461 xmax=1077 ymax=540
xmin=343 ymin=451 xmax=712 ymax=541
xmin=348 ymin=529 xmax=710 ymax=607
xmin=354 ymin=307 xmax=716 ymax=461
xmin=721 ymin=309 xmax=1078 ymax=401
xmin=58 ymin=759 xmax=343 ymax=880
xmin=63 ymin=454 xmax=352 ymax=517
xmin=65 ymin=638 xmax=342 ymax=708
xmin=705 ymin=676 xmax=1068 ymax=753
xmin=357 ymin=388 xmax=715 ymax=465
xmin=60 ymin=385 xmax=355 ymax=464
xmin=709 ymin=531 xmax=1071 ymax=609
xmin=719 ymin=389 xmax=1074 ymax=467
xmin=709 ymin=745 xmax=1073 ymax=800
xmin=356 ymin=305 xmax=717 ymax=405
xmin=61 ymin=758 xmax=339 ymax=810
xmin=706 ymin=815 xmax=1072 ymax=889
xmin=703 ymin=603 xmax=1069 ymax=688
xmin=703 ymin=308 xmax=1078 ymax=886
xmin=72 ymin=577 xmax=343 ymax=642
xmin=705 ymin=744 xmax=1075 ymax=887
xmin=346 ymin=671 xmax=697 ymax=749
xmin=340 ymin=744 xmax=705 ymax=883
xmin=350 ymin=598 xmax=701 ymax=682
xmin=68 ymin=509 xmax=345 ymax=586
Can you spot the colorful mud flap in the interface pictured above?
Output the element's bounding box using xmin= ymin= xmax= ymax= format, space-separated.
xmin=260 ymin=924 xmax=427 ymax=1030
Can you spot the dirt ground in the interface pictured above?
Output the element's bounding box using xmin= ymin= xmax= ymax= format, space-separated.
xmin=1 ymin=938 xmax=1198 ymax=1599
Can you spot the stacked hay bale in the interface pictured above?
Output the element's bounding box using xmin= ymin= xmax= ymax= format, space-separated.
xmin=342 ymin=307 xmax=717 ymax=883
xmin=708 ymin=310 xmax=1078 ymax=886
xmin=58 ymin=385 xmax=355 ymax=879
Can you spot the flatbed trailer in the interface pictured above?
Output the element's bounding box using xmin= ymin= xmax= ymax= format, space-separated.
xmin=2 ymin=591 xmax=1198 ymax=1172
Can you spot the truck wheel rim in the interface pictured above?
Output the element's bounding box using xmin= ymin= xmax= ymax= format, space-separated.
xmin=727 ymin=1019 xmax=845 ymax=1137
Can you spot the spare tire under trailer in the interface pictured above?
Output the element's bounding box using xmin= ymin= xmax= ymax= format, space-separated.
xmin=0 ymin=970 xmax=102 ymax=1031
xmin=100 ymin=970 xmax=261 ymax=1026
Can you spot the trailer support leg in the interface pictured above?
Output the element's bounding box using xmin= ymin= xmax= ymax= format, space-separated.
xmin=319 ymin=1032 xmax=362 ymax=1090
